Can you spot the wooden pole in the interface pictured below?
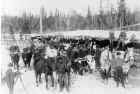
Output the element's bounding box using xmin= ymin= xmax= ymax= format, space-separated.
xmin=40 ymin=7 xmax=43 ymax=34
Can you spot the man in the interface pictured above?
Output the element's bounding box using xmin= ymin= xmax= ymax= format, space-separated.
xmin=100 ymin=46 xmax=112 ymax=83
xmin=2 ymin=63 xmax=22 ymax=94
xmin=117 ymin=31 xmax=127 ymax=51
xmin=100 ymin=46 xmax=112 ymax=71
xmin=109 ymin=31 xmax=115 ymax=52
xmin=125 ymin=47 xmax=134 ymax=63
xmin=92 ymin=42 xmax=96 ymax=55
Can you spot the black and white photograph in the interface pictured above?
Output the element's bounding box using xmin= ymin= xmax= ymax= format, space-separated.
xmin=1 ymin=0 xmax=140 ymax=94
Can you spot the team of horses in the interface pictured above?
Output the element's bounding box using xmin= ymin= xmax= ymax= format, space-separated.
xmin=8 ymin=36 xmax=138 ymax=91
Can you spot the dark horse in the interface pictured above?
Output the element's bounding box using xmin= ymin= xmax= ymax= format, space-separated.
xmin=22 ymin=47 xmax=33 ymax=70
xmin=33 ymin=47 xmax=56 ymax=89
xmin=113 ymin=66 xmax=126 ymax=87
xmin=56 ymin=55 xmax=71 ymax=92
xmin=44 ymin=57 xmax=56 ymax=89
xmin=33 ymin=47 xmax=46 ymax=86
xmin=9 ymin=45 xmax=20 ymax=70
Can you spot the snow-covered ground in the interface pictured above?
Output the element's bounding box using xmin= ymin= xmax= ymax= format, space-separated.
xmin=1 ymin=43 xmax=140 ymax=94
xmin=29 ymin=30 xmax=140 ymax=41
xmin=1 ymin=69 xmax=140 ymax=94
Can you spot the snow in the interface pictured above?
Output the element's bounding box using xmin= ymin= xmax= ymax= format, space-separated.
xmin=42 ymin=30 xmax=140 ymax=41
xmin=4 ymin=30 xmax=140 ymax=42
xmin=4 ymin=30 xmax=140 ymax=41
xmin=1 ymin=70 xmax=140 ymax=94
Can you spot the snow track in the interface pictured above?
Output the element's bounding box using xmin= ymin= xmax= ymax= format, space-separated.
xmin=2 ymin=70 xmax=140 ymax=94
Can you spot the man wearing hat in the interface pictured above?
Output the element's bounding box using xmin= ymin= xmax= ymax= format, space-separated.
xmin=2 ymin=63 xmax=22 ymax=94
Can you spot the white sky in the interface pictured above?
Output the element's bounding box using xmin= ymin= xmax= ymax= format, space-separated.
xmin=1 ymin=0 xmax=140 ymax=16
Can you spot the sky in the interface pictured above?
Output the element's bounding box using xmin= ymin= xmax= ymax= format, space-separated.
xmin=1 ymin=0 xmax=140 ymax=16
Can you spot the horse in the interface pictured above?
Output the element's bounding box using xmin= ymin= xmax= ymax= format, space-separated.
xmin=33 ymin=50 xmax=46 ymax=87
xmin=33 ymin=44 xmax=59 ymax=88
xmin=30 ymin=41 xmax=47 ymax=86
xmin=55 ymin=54 xmax=71 ymax=92
xmin=113 ymin=66 xmax=125 ymax=87
xmin=111 ymin=49 xmax=135 ymax=88
xmin=112 ymin=58 xmax=132 ymax=88
xmin=110 ymin=51 xmax=126 ymax=87
xmin=43 ymin=45 xmax=59 ymax=89
xmin=9 ymin=46 xmax=20 ymax=70
xmin=122 ymin=47 xmax=136 ymax=85
xmin=44 ymin=57 xmax=56 ymax=89
xmin=22 ymin=47 xmax=33 ymax=70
